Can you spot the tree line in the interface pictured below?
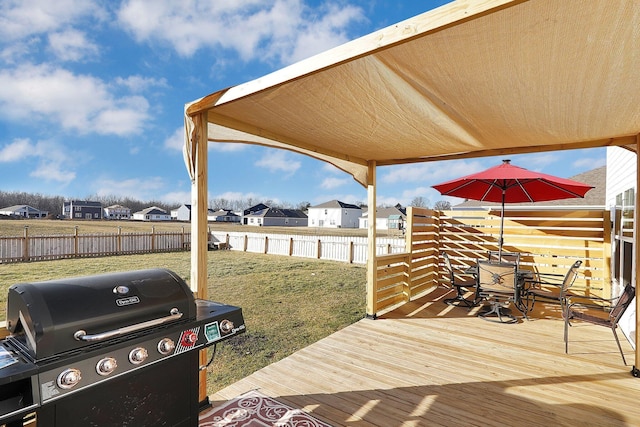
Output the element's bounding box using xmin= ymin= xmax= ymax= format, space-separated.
xmin=0 ymin=191 xmax=174 ymax=218
xmin=0 ymin=191 xmax=451 ymax=219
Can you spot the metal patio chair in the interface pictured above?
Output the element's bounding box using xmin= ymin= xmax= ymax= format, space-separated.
xmin=525 ymin=260 xmax=582 ymax=315
xmin=441 ymin=252 xmax=477 ymax=308
xmin=564 ymin=284 xmax=635 ymax=365
xmin=476 ymin=259 xmax=519 ymax=323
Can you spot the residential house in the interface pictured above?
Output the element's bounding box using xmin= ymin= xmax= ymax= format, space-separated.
xmin=0 ymin=205 xmax=48 ymax=218
xmin=172 ymin=204 xmax=217 ymax=221
xmin=132 ymin=206 xmax=172 ymax=221
xmin=358 ymin=205 xmax=407 ymax=230
xmin=307 ymin=200 xmax=361 ymax=228
xmin=242 ymin=203 xmax=270 ymax=225
xmin=244 ymin=208 xmax=307 ymax=227
xmin=103 ymin=204 xmax=131 ymax=220
xmin=62 ymin=200 xmax=102 ymax=220
xmin=209 ymin=209 xmax=241 ymax=223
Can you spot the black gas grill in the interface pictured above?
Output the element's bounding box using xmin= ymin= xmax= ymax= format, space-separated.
xmin=0 ymin=269 xmax=245 ymax=427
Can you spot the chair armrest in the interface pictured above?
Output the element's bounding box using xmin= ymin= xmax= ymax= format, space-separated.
xmin=566 ymin=294 xmax=617 ymax=311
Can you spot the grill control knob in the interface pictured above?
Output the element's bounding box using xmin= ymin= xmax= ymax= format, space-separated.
xmin=157 ymin=338 xmax=175 ymax=355
xmin=180 ymin=330 xmax=198 ymax=347
xmin=220 ymin=319 xmax=234 ymax=334
xmin=57 ymin=368 xmax=82 ymax=389
xmin=96 ymin=357 xmax=118 ymax=376
xmin=129 ymin=347 xmax=148 ymax=365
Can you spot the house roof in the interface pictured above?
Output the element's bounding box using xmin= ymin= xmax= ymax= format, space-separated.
xmin=0 ymin=204 xmax=43 ymax=212
xmin=361 ymin=206 xmax=407 ymax=218
xmin=453 ymin=166 xmax=607 ymax=209
xmin=210 ymin=209 xmax=239 ymax=217
xmin=135 ymin=206 xmax=169 ymax=215
xmin=246 ymin=208 xmax=307 ymax=218
xmin=65 ymin=200 xmax=102 ymax=207
xmin=185 ymin=0 xmax=639 ymax=187
xmin=310 ymin=200 xmax=361 ymax=210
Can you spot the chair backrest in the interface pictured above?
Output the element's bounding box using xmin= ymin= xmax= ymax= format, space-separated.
xmin=477 ymin=259 xmax=517 ymax=293
xmin=442 ymin=252 xmax=455 ymax=285
xmin=487 ymin=251 xmax=520 ymax=265
xmin=610 ymin=284 xmax=636 ymax=324
xmin=560 ymin=260 xmax=582 ymax=296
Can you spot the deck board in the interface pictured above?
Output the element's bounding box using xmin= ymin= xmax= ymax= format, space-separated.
xmin=208 ymin=287 xmax=640 ymax=426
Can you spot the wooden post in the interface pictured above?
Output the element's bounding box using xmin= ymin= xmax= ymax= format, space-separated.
xmin=22 ymin=226 xmax=29 ymax=262
xmin=349 ymin=240 xmax=354 ymax=264
xmin=264 ymin=236 xmax=269 ymax=254
xmin=317 ymin=239 xmax=321 ymax=259
xmin=151 ymin=225 xmax=156 ymax=252
xmin=188 ymin=112 xmax=209 ymax=402
xmin=366 ymin=161 xmax=377 ymax=318
xmin=74 ymin=226 xmax=79 ymax=257
xmin=117 ymin=226 xmax=122 ymax=254
xmin=289 ymin=237 xmax=294 ymax=256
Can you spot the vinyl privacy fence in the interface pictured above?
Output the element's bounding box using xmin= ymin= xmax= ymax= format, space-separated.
xmin=0 ymin=227 xmax=405 ymax=264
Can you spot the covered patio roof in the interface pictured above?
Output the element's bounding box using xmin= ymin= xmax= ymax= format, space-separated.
xmin=185 ymin=0 xmax=639 ymax=186
xmin=184 ymin=0 xmax=640 ymax=382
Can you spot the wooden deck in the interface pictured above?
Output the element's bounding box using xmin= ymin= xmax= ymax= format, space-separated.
xmin=208 ymin=287 xmax=640 ymax=426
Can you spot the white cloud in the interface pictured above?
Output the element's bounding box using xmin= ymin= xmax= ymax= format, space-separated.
xmin=48 ymin=29 xmax=99 ymax=62
xmin=0 ymin=63 xmax=150 ymax=136
xmin=164 ymin=127 xmax=184 ymax=151
xmin=255 ymin=150 xmax=300 ymax=174
xmin=320 ymin=176 xmax=348 ymax=190
xmin=117 ymin=0 xmax=365 ymax=64
xmin=380 ymin=160 xmax=486 ymax=185
xmin=0 ymin=138 xmax=76 ymax=184
xmin=0 ymin=0 xmax=105 ymax=42
xmin=94 ymin=176 xmax=166 ymax=201
xmin=115 ymin=75 xmax=168 ymax=93
xmin=0 ymin=138 xmax=32 ymax=162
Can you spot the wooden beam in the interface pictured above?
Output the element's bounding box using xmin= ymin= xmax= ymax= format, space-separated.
xmin=189 ymin=111 xmax=209 ymax=402
xmin=190 ymin=112 xmax=209 ymax=298
xmin=366 ymin=161 xmax=377 ymax=318
xmin=376 ymin=135 xmax=639 ymax=167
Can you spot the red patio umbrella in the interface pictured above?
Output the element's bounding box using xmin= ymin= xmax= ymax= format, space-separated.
xmin=432 ymin=159 xmax=594 ymax=258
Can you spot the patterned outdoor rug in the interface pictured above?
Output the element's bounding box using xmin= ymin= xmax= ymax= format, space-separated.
xmin=199 ymin=390 xmax=333 ymax=427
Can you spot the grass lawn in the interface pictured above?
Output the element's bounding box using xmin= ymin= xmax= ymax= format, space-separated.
xmin=0 ymin=250 xmax=366 ymax=394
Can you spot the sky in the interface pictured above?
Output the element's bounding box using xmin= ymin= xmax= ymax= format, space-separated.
xmin=0 ymin=0 xmax=606 ymax=210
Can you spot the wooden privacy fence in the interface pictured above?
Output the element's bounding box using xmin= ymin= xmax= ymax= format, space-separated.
xmin=0 ymin=227 xmax=190 ymax=263
xmin=371 ymin=207 xmax=611 ymax=316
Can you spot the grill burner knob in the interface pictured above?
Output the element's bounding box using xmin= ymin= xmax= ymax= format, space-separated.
xmin=57 ymin=368 xmax=82 ymax=389
xmin=96 ymin=357 xmax=118 ymax=376
xmin=220 ymin=319 xmax=234 ymax=333
xmin=157 ymin=338 xmax=176 ymax=355
xmin=181 ymin=330 xmax=198 ymax=347
xmin=129 ymin=347 xmax=148 ymax=365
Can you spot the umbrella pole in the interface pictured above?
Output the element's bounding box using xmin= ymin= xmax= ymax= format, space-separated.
xmin=499 ymin=190 xmax=505 ymax=259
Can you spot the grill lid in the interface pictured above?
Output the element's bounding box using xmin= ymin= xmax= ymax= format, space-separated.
xmin=6 ymin=269 xmax=195 ymax=361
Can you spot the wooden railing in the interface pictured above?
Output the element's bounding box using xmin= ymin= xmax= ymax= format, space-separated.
xmin=370 ymin=207 xmax=611 ymax=316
